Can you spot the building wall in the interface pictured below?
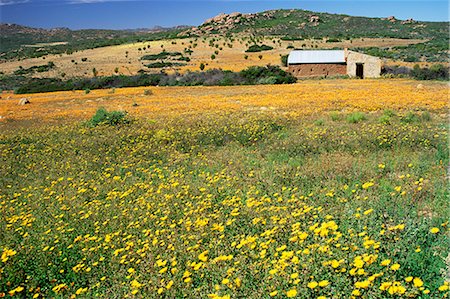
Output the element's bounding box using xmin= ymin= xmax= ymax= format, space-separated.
xmin=346 ymin=51 xmax=381 ymax=78
xmin=288 ymin=63 xmax=347 ymax=78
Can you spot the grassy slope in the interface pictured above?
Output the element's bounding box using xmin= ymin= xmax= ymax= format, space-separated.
xmin=197 ymin=9 xmax=449 ymax=62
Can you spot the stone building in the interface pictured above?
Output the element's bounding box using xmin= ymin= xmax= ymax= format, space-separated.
xmin=287 ymin=49 xmax=381 ymax=78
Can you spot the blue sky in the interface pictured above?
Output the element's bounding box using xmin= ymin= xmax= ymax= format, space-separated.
xmin=0 ymin=0 xmax=448 ymax=29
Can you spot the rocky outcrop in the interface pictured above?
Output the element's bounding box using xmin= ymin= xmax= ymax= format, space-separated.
xmin=309 ymin=15 xmax=320 ymax=25
xmin=401 ymin=18 xmax=416 ymax=25
xmin=386 ymin=16 xmax=397 ymax=23
xmin=18 ymin=98 xmax=30 ymax=105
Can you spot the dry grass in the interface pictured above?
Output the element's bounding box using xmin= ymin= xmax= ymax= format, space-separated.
xmin=0 ymin=37 xmax=428 ymax=78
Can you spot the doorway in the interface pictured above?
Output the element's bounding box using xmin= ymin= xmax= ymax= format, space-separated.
xmin=356 ymin=63 xmax=364 ymax=79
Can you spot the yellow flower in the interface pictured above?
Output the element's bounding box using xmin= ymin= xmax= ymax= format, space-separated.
xmin=405 ymin=276 xmax=413 ymax=282
xmin=352 ymin=289 xmax=361 ymax=296
xmin=307 ymin=281 xmax=318 ymax=289
xmin=318 ymin=280 xmax=329 ymax=287
xmin=269 ymin=290 xmax=278 ymax=297
xmin=430 ymin=227 xmax=440 ymax=234
xmin=286 ymin=289 xmax=297 ymax=298
xmin=381 ymin=259 xmax=391 ymax=266
xmin=413 ymin=277 xmax=423 ymax=288
xmin=198 ymin=250 xmax=209 ymax=262
xmin=438 ymin=283 xmax=449 ymax=291
xmin=390 ymin=263 xmax=400 ymax=271
xmin=130 ymin=279 xmax=142 ymax=289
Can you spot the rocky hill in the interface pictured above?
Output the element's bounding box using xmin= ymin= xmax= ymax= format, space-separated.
xmin=180 ymin=9 xmax=447 ymax=41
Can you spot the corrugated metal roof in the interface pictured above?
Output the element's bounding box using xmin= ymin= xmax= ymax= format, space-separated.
xmin=288 ymin=50 xmax=346 ymax=64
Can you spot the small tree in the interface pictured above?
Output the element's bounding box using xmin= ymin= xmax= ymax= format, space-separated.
xmin=92 ymin=68 xmax=98 ymax=77
xmin=211 ymin=54 xmax=216 ymax=60
xmin=200 ymin=63 xmax=205 ymax=71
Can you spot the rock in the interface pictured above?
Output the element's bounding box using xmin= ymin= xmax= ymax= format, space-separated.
xmin=18 ymin=98 xmax=30 ymax=105
xmin=416 ymin=84 xmax=424 ymax=90
xmin=309 ymin=15 xmax=320 ymax=23
xmin=401 ymin=18 xmax=415 ymax=24
xmin=387 ymin=16 xmax=397 ymax=23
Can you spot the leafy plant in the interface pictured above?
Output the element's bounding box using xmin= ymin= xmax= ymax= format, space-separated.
xmin=87 ymin=108 xmax=130 ymax=127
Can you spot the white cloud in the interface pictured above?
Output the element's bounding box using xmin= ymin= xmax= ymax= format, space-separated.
xmin=68 ymin=0 xmax=136 ymax=3
xmin=0 ymin=0 xmax=30 ymax=6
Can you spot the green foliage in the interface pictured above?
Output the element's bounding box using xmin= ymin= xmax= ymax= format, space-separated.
xmin=245 ymin=44 xmax=274 ymax=52
xmin=240 ymin=65 xmax=297 ymax=84
xmin=383 ymin=109 xmax=396 ymax=117
xmin=84 ymin=88 xmax=90 ymax=94
xmin=87 ymin=108 xmax=130 ymax=127
xmin=411 ymin=64 xmax=449 ymax=80
xmin=401 ymin=111 xmax=419 ymax=123
xmin=199 ymin=63 xmax=205 ymax=71
xmin=421 ymin=111 xmax=432 ymax=122
xmin=314 ymin=118 xmax=325 ymax=126
xmin=140 ymin=51 xmax=183 ymax=61
xmin=346 ymin=112 xmax=367 ymax=123
xmin=329 ymin=111 xmax=342 ymax=121
xmin=379 ymin=114 xmax=392 ymax=124
xmin=13 ymin=62 xmax=55 ymax=75
xmin=10 ymin=66 xmax=296 ymax=94
xmin=145 ymin=62 xmax=186 ymax=68
xmin=281 ymin=54 xmax=288 ymax=67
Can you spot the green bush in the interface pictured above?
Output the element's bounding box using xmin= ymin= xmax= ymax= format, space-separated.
xmin=329 ymin=111 xmax=342 ymax=121
xmin=379 ymin=114 xmax=391 ymax=124
xmin=87 ymin=108 xmax=130 ymax=127
xmin=245 ymin=44 xmax=274 ymax=52
xmin=411 ymin=64 xmax=448 ymax=80
xmin=421 ymin=111 xmax=432 ymax=122
xmin=401 ymin=111 xmax=419 ymax=123
xmin=346 ymin=112 xmax=367 ymax=123
xmin=281 ymin=55 xmax=288 ymax=67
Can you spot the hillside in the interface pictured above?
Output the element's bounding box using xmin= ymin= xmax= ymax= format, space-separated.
xmin=0 ymin=23 xmax=188 ymax=61
xmin=181 ymin=9 xmax=448 ymax=62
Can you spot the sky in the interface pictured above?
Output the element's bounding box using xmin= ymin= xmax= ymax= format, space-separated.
xmin=0 ymin=0 xmax=448 ymax=30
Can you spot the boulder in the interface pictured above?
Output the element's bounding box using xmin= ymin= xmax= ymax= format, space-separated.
xmin=309 ymin=15 xmax=320 ymax=23
xmin=18 ymin=98 xmax=30 ymax=105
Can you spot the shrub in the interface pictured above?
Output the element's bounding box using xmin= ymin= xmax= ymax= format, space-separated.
xmin=330 ymin=111 xmax=342 ymax=121
xmin=401 ymin=111 xmax=419 ymax=123
xmin=245 ymin=44 xmax=274 ymax=52
xmin=383 ymin=109 xmax=396 ymax=117
xmin=411 ymin=64 xmax=448 ymax=80
xmin=143 ymin=89 xmax=153 ymax=96
xmin=314 ymin=119 xmax=325 ymax=126
xmin=346 ymin=112 xmax=367 ymax=123
xmin=421 ymin=111 xmax=432 ymax=122
xmin=379 ymin=114 xmax=391 ymax=124
xmin=87 ymin=108 xmax=130 ymax=127
xmin=281 ymin=55 xmax=288 ymax=67
xmin=199 ymin=63 xmax=205 ymax=71
xmin=84 ymin=88 xmax=91 ymax=94
xmin=240 ymin=65 xmax=297 ymax=84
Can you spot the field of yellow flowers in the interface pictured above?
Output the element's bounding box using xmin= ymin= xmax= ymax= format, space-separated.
xmin=0 ymin=79 xmax=449 ymax=298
